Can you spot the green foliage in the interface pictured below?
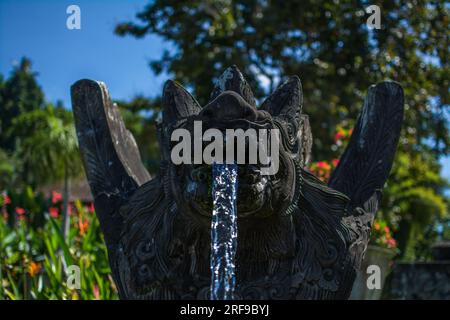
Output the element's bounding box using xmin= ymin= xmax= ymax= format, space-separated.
xmin=0 ymin=58 xmax=82 ymax=190
xmin=9 ymin=105 xmax=82 ymax=187
xmin=371 ymin=218 xmax=398 ymax=250
xmin=0 ymin=149 xmax=15 ymax=189
xmin=380 ymin=150 xmax=448 ymax=260
xmin=0 ymin=192 xmax=118 ymax=300
xmin=116 ymin=0 xmax=449 ymax=159
xmin=0 ymin=58 xmax=45 ymax=152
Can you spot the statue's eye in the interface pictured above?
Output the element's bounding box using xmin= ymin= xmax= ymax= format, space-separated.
xmin=198 ymin=172 xmax=207 ymax=181
xmin=246 ymin=174 xmax=257 ymax=184
xmin=190 ymin=171 xmax=198 ymax=181
xmin=191 ymin=168 xmax=208 ymax=182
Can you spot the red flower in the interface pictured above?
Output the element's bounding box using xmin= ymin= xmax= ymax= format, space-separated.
xmin=49 ymin=207 xmax=59 ymax=218
xmin=3 ymin=194 xmax=11 ymax=205
xmin=331 ymin=159 xmax=339 ymax=167
xmin=93 ymin=285 xmax=100 ymax=300
xmin=86 ymin=203 xmax=95 ymax=214
xmin=52 ymin=191 xmax=62 ymax=204
xmin=387 ymin=238 xmax=397 ymax=248
xmin=384 ymin=226 xmax=390 ymax=234
xmin=334 ymin=131 xmax=345 ymax=142
xmin=68 ymin=204 xmax=75 ymax=216
xmin=317 ymin=161 xmax=329 ymax=169
xmin=15 ymin=207 xmax=25 ymax=215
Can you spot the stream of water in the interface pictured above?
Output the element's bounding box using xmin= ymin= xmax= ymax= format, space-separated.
xmin=210 ymin=163 xmax=238 ymax=300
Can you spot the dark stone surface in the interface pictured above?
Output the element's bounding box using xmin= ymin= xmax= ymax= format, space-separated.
xmin=431 ymin=241 xmax=450 ymax=261
xmin=71 ymin=66 xmax=404 ymax=299
xmin=388 ymin=262 xmax=450 ymax=299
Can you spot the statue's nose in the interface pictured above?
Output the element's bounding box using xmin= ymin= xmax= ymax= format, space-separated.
xmin=200 ymin=91 xmax=258 ymax=121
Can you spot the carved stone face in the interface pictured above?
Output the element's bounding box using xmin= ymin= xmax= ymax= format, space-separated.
xmin=161 ymin=72 xmax=305 ymax=222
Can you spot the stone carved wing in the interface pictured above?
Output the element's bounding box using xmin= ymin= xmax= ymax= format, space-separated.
xmin=328 ymin=82 xmax=404 ymax=211
xmin=71 ymin=79 xmax=151 ymax=262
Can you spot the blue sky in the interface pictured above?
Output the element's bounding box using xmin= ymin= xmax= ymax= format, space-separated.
xmin=0 ymin=0 xmax=170 ymax=106
xmin=0 ymin=0 xmax=449 ymax=185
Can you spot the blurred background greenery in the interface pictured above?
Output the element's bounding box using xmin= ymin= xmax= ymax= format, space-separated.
xmin=0 ymin=0 xmax=448 ymax=299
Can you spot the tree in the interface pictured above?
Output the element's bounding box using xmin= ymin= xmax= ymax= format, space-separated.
xmin=115 ymin=0 xmax=449 ymax=259
xmin=380 ymin=149 xmax=448 ymax=261
xmin=0 ymin=58 xmax=45 ymax=151
xmin=10 ymin=106 xmax=80 ymax=186
xmin=0 ymin=58 xmax=82 ymax=238
xmin=115 ymin=0 xmax=449 ymax=159
xmin=0 ymin=149 xmax=15 ymax=190
xmin=10 ymin=105 xmax=82 ymax=238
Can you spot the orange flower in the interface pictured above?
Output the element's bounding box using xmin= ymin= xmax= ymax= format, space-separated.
xmin=78 ymin=216 xmax=89 ymax=236
xmin=331 ymin=159 xmax=339 ymax=167
xmin=28 ymin=261 xmax=41 ymax=277
xmin=374 ymin=222 xmax=381 ymax=231
xmin=384 ymin=226 xmax=390 ymax=233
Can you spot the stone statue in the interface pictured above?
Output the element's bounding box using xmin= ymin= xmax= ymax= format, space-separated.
xmin=71 ymin=66 xmax=403 ymax=299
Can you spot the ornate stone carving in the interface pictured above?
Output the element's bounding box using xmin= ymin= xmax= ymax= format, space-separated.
xmin=71 ymin=66 xmax=404 ymax=299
